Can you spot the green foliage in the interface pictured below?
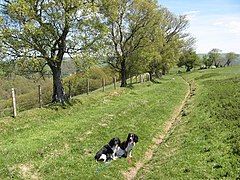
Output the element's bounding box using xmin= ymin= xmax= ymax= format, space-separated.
xmin=200 ymin=52 xmax=240 ymax=68
xmin=63 ymin=66 xmax=114 ymax=96
xmin=14 ymin=57 xmax=51 ymax=78
xmin=0 ymin=0 xmax=195 ymax=96
xmin=202 ymin=54 xmax=212 ymax=67
xmin=178 ymin=50 xmax=200 ymax=72
xmin=208 ymin=48 xmax=223 ymax=67
xmin=153 ymin=8 xmax=190 ymax=75
xmin=0 ymin=76 xmax=52 ymax=117
xmin=0 ymin=0 xmax=105 ymax=102
xmin=0 ymin=61 xmax=15 ymax=78
xmin=100 ymin=0 xmax=163 ymax=86
xmin=225 ymin=52 xmax=239 ymax=67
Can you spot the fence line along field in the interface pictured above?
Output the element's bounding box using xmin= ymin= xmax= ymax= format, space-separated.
xmin=0 ymin=73 xmax=150 ymax=118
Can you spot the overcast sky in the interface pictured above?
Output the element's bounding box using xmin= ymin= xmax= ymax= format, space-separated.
xmin=158 ymin=0 xmax=240 ymax=54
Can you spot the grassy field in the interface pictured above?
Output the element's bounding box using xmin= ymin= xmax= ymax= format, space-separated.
xmin=136 ymin=66 xmax=240 ymax=179
xmin=0 ymin=66 xmax=239 ymax=179
xmin=0 ymin=74 xmax=188 ymax=179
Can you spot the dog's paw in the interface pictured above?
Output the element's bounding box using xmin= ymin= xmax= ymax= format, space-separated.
xmin=127 ymin=157 xmax=132 ymax=164
xmin=112 ymin=157 xmax=118 ymax=160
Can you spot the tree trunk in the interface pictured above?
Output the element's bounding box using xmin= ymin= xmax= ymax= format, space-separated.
xmin=120 ymin=60 xmax=127 ymax=87
xmin=186 ymin=66 xmax=191 ymax=72
xmin=224 ymin=60 xmax=230 ymax=67
xmin=148 ymin=71 xmax=153 ymax=81
xmin=50 ymin=65 xmax=65 ymax=103
xmin=162 ymin=64 xmax=166 ymax=75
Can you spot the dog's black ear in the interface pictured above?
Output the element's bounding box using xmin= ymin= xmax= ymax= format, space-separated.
xmin=115 ymin=138 xmax=121 ymax=145
xmin=127 ymin=133 xmax=133 ymax=141
xmin=134 ymin=134 xmax=138 ymax=143
xmin=109 ymin=138 xmax=115 ymax=146
xmin=128 ymin=133 xmax=138 ymax=143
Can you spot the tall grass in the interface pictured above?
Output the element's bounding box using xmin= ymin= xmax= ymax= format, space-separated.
xmin=136 ymin=66 xmax=240 ymax=179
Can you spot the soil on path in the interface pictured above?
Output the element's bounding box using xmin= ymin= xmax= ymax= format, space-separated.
xmin=122 ymin=78 xmax=195 ymax=180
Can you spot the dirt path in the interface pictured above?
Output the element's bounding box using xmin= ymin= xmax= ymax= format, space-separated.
xmin=122 ymin=78 xmax=195 ymax=180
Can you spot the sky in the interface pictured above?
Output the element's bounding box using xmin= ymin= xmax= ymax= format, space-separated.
xmin=158 ymin=0 xmax=240 ymax=54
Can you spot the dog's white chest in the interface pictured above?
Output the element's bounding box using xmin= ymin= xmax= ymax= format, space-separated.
xmin=116 ymin=147 xmax=125 ymax=157
xmin=126 ymin=143 xmax=134 ymax=152
xmin=116 ymin=143 xmax=134 ymax=157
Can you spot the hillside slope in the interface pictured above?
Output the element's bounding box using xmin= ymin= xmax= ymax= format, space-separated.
xmin=0 ymin=74 xmax=188 ymax=179
xmin=136 ymin=66 xmax=240 ymax=179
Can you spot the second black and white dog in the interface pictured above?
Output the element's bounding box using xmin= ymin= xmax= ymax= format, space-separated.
xmin=95 ymin=137 xmax=121 ymax=162
xmin=116 ymin=133 xmax=138 ymax=158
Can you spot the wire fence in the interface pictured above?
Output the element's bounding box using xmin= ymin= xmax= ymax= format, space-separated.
xmin=0 ymin=74 xmax=150 ymax=118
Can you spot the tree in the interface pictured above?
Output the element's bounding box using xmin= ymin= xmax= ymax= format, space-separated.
xmin=159 ymin=8 xmax=190 ymax=75
xmin=139 ymin=44 xmax=162 ymax=81
xmin=208 ymin=48 xmax=222 ymax=67
xmin=99 ymin=0 xmax=159 ymax=87
xmin=0 ymin=0 xmax=102 ymax=103
xmin=127 ymin=7 xmax=192 ymax=79
xmin=202 ymin=54 xmax=212 ymax=68
xmin=127 ymin=42 xmax=161 ymax=81
xmin=127 ymin=12 xmax=163 ymax=81
xmin=224 ymin=52 xmax=238 ymax=67
xmin=178 ymin=49 xmax=199 ymax=72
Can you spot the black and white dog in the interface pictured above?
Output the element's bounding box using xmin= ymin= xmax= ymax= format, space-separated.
xmin=95 ymin=137 xmax=121 ymax=162
xmin=116 ymin=133 xmax=138 ymax=159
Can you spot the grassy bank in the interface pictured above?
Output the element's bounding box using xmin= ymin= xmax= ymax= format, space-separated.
xmin=136 ymin=66 xmax=240 ymax=179
xmin=0 ymin=74 xmax=188 ymax=179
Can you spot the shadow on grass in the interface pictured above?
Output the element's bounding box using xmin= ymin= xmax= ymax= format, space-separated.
xmin=151 ymin=79 xmax=163 ymax=84
xmin=45 ymin=98 xmax=82 ymax=110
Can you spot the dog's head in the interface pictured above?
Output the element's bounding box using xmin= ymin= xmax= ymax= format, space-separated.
xmin=127 ymin=133 xmax=138 ymax=145
xmin=108 ymin=137 xmax=121 ymax=148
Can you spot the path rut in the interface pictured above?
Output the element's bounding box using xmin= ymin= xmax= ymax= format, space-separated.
xmin=122 ymin=78 xmax=195 ymax=180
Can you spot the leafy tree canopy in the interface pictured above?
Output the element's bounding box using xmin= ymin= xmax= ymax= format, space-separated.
xmin=0 ymin=0 xmax=103 ymax=102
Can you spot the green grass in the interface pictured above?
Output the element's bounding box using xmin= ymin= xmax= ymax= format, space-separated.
xmin=1 ymin=66 xmax=239 ymax=179
xmin=136 ymin=66 xmax=240 ymax=179
xmin=0 ymin=74 xmax=188 ymax=179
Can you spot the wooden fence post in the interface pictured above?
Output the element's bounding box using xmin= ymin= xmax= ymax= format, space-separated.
xmin=38 ymin=85 xmax=43 ymax=108
xmin=102 ymin=78 xmax=105 ymax=92
xmin=86 ymin=79 xmax=89 ymax=95
xmin=113 ymin=76 xmax=117 ymax=90
xmin=68 ymin=81 xmax=72 ymax=99
xmin=11 ymin=88 xmax=17 ymax=117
